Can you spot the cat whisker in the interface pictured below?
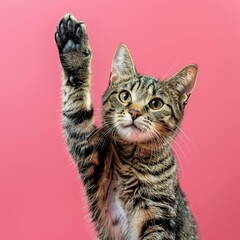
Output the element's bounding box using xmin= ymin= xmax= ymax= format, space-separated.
xmin=152 ymin=122 xmax=189 ymax=161
xmin=88 ymin=123 xmax=117 ymax=164
xmin=151 ymin=128 xmax=185 ymax=176
xmin=175 ymin=125 xmax=196 ymax=147
xmin=160 ymin=123 xmax=195 ymax=150
xmin=161 ymin=58 xmax=179 ymax=80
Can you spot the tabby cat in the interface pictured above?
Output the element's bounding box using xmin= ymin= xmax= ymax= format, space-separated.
xmin=55 ymin=14 xmax=198 ymax=240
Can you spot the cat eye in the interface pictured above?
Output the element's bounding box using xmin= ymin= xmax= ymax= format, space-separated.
xmin=148 ymin=98 xmax=163 ymax=110
xmin=119 ymin=90 xmax=131 ymax=103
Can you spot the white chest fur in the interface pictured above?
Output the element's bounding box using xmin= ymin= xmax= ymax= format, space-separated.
xmin=106 ymin=174 xmax=129 ymax=239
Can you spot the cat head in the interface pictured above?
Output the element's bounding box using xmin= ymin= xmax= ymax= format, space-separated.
xmin=102 ymin=44 xmax=197 ymax=143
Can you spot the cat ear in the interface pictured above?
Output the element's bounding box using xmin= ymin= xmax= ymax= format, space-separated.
xmin=110 ymin=44 xmax=136 ymax=83
xmin=167 ymin=64 xmax=198 ymax=104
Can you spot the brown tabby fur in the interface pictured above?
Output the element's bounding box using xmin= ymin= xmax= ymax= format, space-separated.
xmin=55 ymin=14 xmax=199 ymax=240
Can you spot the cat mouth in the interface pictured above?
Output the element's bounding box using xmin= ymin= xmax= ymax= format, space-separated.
xmin=122 ymin=123 xmax=142 ymax=131
xmin=118 ymin=122 xmax=150 ymax=142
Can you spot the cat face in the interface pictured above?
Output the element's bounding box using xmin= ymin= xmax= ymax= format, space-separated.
xmin=102 ymin=44 xmax=197 ymax=143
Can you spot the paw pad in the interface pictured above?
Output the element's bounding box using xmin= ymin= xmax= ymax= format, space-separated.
xmin=55 ymin=15 xmax=90 ymax=57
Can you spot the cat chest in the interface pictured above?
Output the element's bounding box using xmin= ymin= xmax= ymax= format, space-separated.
xmin=105 ymin=173 xmax=128 ymax=238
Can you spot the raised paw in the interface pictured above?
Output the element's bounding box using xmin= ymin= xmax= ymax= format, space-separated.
xmin=55 ymin=14 xmax=91 ymax=57
xmin=55 ymin=14 xmax=92 ymax=84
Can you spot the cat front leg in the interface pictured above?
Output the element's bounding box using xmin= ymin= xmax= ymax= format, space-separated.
xmin=139 ymin=218 xmax=175 ymax=240
xmin=55 ymin=14 xmax=100 ymax=173
xmin=55 ymin=15 xmax=113 ymax=234
xmin=141 ymin=232 xmax=174 ymax=240
xmin=141 ymin=229 xmax=175 ymax=240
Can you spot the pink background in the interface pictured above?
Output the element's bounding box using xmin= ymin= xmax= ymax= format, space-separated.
xmin=0 ymin=0 xmax=240 ymax=239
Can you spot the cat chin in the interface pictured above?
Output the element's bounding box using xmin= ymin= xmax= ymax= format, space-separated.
xmin=117 ymin=126 xmax=150 ymax=142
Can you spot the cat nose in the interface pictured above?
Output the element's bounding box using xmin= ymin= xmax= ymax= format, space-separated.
xmin=129 ymin=109 xmax=141 ymax=120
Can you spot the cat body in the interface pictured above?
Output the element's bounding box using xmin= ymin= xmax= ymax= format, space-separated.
xmin=55 ymin=14 xmax=198 ymax=240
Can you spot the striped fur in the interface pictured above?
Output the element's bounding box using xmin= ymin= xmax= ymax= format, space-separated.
xmin=55 ymin=14 xmax=198 ymax=240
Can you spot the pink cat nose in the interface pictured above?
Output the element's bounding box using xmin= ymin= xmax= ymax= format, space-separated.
xmin=129 ymin=109 xmax=141 ymax=120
